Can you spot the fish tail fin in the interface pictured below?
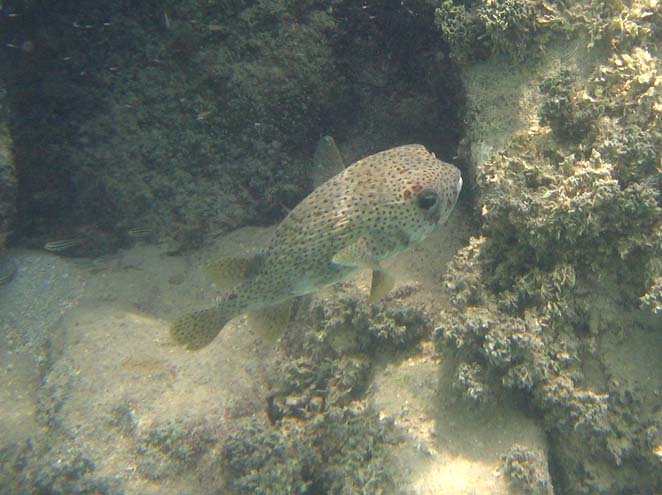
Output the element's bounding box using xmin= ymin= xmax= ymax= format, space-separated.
xmin=170 ymin=306 xmax=232 ymax=350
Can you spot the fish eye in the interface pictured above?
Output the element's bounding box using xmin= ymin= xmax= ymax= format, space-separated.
xmin=416 ymin=189 xmax=438 ymax=210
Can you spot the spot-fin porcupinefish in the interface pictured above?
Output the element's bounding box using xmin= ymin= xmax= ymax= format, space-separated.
xmin=171 ymin=138 xmax=462 ymax=350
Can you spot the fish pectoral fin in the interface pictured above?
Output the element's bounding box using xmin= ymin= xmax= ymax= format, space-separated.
xmin=205 ymin=253 xmax=262 ymax=290
xmin=369 ymin=269 xmax=396 ymax=303
xmin=247 ymin=300 xmax=294 ymax=342
xmin=312 ymin=135 xmax=345 ymax=188
xmin=332 ymin=237 xmax=379 ymax=269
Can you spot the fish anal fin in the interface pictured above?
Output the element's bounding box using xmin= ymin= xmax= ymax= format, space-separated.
xmin=312 ymin=136 xmax=345 ymax=188
xmin=247 ymin=301 xmax=293 ymax=342
xmin=205 ymin=253 xmax=262 ymax=290
xmin=171 ymin=307 xmax=231 ymax=351
xmin=369 ymin=270 xmax=395 ymax=303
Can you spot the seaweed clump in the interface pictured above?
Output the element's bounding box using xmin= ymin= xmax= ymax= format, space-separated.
xmin=435 ymin=0 xmax=540 ymax=62
xmin=502 ymin=444 xmax=554 ymax=495
xmin=436 ymin=0 xmax=662 ymax=63
xmin=538 ymin=69 xmax=597 ymax=144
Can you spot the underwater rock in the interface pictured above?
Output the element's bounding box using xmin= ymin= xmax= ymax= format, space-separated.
xmin=265 ymin=284 xmax=432 ymax=422
xmin=0 ymin=81 xmax=16 ymax=244
xmin=303 ymin=283 xmax=435 ymax=354
xmin=222 ymin=406 xmax=400 ymax=495
xmin=0 ymin=438 xmax=124 ymax=495
xmin=435 ymin=0 xmax=539 ymax=62
xmin=502 ymin=444 xmax=554 ymax=495
xmin=0 ymin=0 xmax=464 ymax=249
xmin=0 ymin=252 xmax=86 ymax=352
xmin=436 ymin=1 xmax=662 ymax=493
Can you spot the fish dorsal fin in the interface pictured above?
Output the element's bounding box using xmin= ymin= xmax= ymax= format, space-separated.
xmin=247 ymin=300 xmax=294 ymax=342
xmin=312 ymin=135 xmax=345 ymax=188
xmin=332 ymin=237 xmax=379 ymax=269
xmin=369 ymin=270 xmax=395 ymax=303
xmin=205 ymin=253 xmax=262 ymax=290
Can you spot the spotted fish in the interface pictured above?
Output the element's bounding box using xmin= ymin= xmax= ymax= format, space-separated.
xmin=171 ymin=141 xmax=462 ymax=350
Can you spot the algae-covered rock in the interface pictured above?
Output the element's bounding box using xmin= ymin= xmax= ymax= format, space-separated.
xmin=435 ymin=1 xmax=662 ymax=493
xmin=222 ymin=286 xmax=423 ymax=494
xmin=502 ymin=444 xmax=554 ymax=495
xmin=267 ymin=285 xmax=431 ymax=421
xmin=0 ymin=0 xmax=463 ymax=251
xmin=222 ymin=407 xmax=399 ymax=495
xmin=0 ymin=437 xmax=124 ymax=495
xmin=435 ymin=0 xmax=540 ymax=62
xmin=303 ymin=284 xmax=434 ymax=354
xmin=0 ymin=80 xmax=16 ymax=243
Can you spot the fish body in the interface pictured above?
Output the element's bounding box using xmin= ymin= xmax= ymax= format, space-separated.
xmin=91 ymin=253 xmax=121 ymax=270
xmin=44 ymin=238 xmax=85 ymax=252
xmin=127 ymin=227 xmax=154 ymax=239
xmin=0 ymin=257 xmax=17 ymax=286
xmin=172 ymin=143 xmax=462 ymax=350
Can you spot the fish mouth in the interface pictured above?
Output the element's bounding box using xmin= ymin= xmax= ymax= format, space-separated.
xmin=429 ymin=189 xmax=458 ymax=225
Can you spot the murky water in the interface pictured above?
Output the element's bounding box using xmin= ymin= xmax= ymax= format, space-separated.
xmin=1 ymin=1 xmax=661 ymax=494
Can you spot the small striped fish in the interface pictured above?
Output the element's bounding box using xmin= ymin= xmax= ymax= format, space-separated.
xmin=44 ymin=238 xmax=85 ymax=252
xmin=127 ymin=227 xmax=154 ymax=239
xmin=91 ymin=253 xmax=120 ymax=268
xmin=0 ymin=258 xmax=17 ymax=286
